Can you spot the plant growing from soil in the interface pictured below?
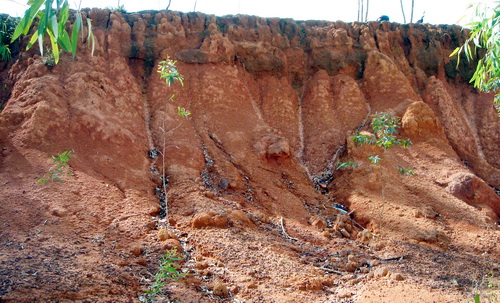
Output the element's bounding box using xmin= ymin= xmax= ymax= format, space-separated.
xmin=341 ymin=112 xmax=413 ymax=235
xmin=450 ymin=1 xmax=500 ymax=115
xmin=106 ymin=0 xmax=127 ymax=13
xmin=336 ymin=161 xmax=361 ymax=170
xmin=139 ymin=249 xmax=185 ymax=303
xmin=11 ymin=0 xmax=95 ymax=65
xmin=156 ymin=57 xmax=189 ymax=219
xmin=38 ymin=150 xmax=73 ymax=183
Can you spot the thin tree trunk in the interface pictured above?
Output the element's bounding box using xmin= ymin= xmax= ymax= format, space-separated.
xmin=365 ymin=0 xmax=369 ymax=22
xmin=400 ymin=0 xmax=406 ymax=23
xmin=166 ymin=0 xmax=171 ymax=10
xmin=357 ymin=0 xmax=361 ymax=22
xmin=194 ymin=0 xmax=197 ymax=11
xmin=361 ymin=0 xmax=365 ymax=22
xmin=410 ymin=0 xmax=414 ymax=22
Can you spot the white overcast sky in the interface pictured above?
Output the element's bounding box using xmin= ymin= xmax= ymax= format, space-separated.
xmin=0 ymin=0 xmax=495 ymax=25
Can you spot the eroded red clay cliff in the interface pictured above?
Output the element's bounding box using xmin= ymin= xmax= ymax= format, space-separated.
xmin=0 ymin=9 xmax=499 ymax=302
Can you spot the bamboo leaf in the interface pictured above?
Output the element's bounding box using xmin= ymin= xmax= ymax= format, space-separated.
xmin=71 ymin=13 xmax=82 ymax=58
xmin=37 ymin=33 xmax=44 ymax=57
xmin=11 ymin=0 xmax=45 ymax=41
xmin=87 ymin=18 xmax=95 ymax=57
xmin=26 ymin=31 xmax=39 ymax=50
xmin=50 ymin=14 xmax=58 ymax=40
xmin=47 ymin=29 xmax=60 ymax=63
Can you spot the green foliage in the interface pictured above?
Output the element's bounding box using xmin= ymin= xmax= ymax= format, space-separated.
xmin=140 ymin=250 xmax=185 ymax=303
xmin=368 ymin=154 xmax=382 ymax=164
xmin=352 ymin=132 xmax=376 ymax=146
xmin=353 ymin=112 xmax=412 ymax=156
xmin=0 ymin=15 xmax=20 ymax=62
xmin=11 ymin=0 xmax=95 ymax=65
xmin=336 ymin=161 xmax=361 ymax=170
xmin=177 ymin=106 xmax=191 ymax=118
xmin=450 ymin=1 xmax=500 ymax=115
xmin=106 ymin=0 xmax=127 ymax=13
xmin=158 ymin=57 xmax=184 ymax=87
xmin=38 ymin=150 xmax=73 ymax=183
xmin=345 ymin=113 xmax=414 ymax=173
xmin=157 ymin=57 xmax=189 ymax=119
xmin=398 ymin=166 xmax=416 ymax=176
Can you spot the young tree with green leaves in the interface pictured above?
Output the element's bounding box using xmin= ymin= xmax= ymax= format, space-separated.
xmin=450 ymin=1 xmax=500 ymax=115
xmin=157 ymin=57 xmax=190 ymax=220
xmin=11 ymin=0 xmax=94 ymax=65
xmin=337 ymin=112 xmax=413 ymax=235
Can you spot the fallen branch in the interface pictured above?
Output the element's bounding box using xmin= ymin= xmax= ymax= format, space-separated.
xmin=316 ymin=266 xmax=344 ymax=275
xmin=279 ymin=217 xmax=299 ymax=241
xmin=379 ymin=254 xmax=409 ymax=261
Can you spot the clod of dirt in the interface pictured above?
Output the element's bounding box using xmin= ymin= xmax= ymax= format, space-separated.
xmin=195 ymin=261 xmax=209 ymax=270
xmin=191 ymin=211 xmax=229 ymax=228
xmin=296 ymin=277 xmax=333 ymax=291
xmin=212 ymin=281 xmax=229 ymax=297
xmin=415 ymin=229 xmax=450 ymax=248
xmin=337 ymin=289 xmax=355 ymax=299
xmin=227 ymin=209 xmax=254 ymax=227
xmin=131 ymin=246 xmax=144 ymax=257
xmin=161 ymin=239 xmax=183 ymax=253
xmin=157 ymin=228 xmax=177 ymax=241
xmin=136 ymin=258 xmax=148 ymax=266
xmin=374 ymin=267 xmax=389 ymax=278
xmin=309 ymin=216 xmax=327 ymax=230
xmin=391 ymin=273 xmax=404 ymax=281
xmin=357 ymin=229 xmax=373 ymax=243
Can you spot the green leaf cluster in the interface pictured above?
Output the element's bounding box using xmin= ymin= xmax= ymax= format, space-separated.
xmin=353 ymin=113 xmax=412 ymax=152
xmin=368 ymin=154 xmax=382 ymax=164
xmin=140 ymin=250 xmax=185 ymax=303
xmin=352 ymin=112 xmax=412 ymax=167
xmin=157 ymin=57 xmax=190 ymax=119
xmin=0 ymin=15 xmax=20 ymax=62
xmin=451 ymin=2 xmax=500 ymax=115
xmin=38 ymin=150 xmax=73 ymax=183
xmin=398 ymin=166 xmax=416 ymax=176
xmin=158 ymin=57 xmax=184 ymax=87
xmin=11 ymin=0 xmax=94 ymax=65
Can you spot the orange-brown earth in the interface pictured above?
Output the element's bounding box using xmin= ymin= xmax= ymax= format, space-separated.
xmin=0 ymin=9 xmax=499 ymax=302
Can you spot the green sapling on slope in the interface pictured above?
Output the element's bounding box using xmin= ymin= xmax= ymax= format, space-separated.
xmin=337 ymin=112 xmax=415 ymax=235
